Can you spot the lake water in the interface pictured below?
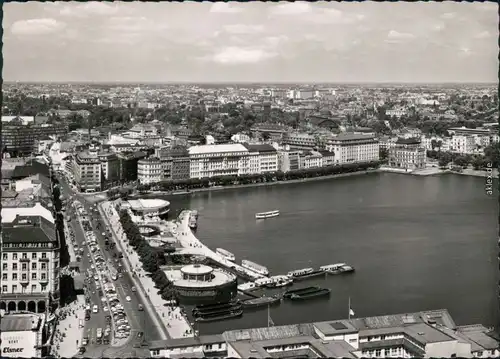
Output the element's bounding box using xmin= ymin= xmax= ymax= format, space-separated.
xmin=163 ymin=172 xmax=498 ymax=334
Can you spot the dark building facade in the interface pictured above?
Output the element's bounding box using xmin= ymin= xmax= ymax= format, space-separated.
xmin=117 ymin=151 xmax=147 ymax=182
xmin=2 ymin=124 xmax=69 ymax=156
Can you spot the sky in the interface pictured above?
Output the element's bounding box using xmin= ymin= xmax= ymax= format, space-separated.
xmin=3 ymin=1 xmax=499 ymax=83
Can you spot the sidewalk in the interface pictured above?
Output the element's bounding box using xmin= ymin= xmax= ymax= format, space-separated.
xmin=51 ymin=296 xmax=86 ymax=358
xmin=101 ymin=202 xmax=194 ymax=339
xmin=63 ymin=221 xmax=77 ymax=263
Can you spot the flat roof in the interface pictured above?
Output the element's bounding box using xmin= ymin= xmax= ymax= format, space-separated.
xmin=0 ymin=313 xmax=42 ymax=332
xmin=313 ymin=320 xmax=358 ymax=336
xmin=2 ymin=202 xmax=55 ymax=224
xmin=457 ymin=325 xmax=499 ymax=350
xmin=170 ymin=268 xmax=235 ymax=288
xmin=404 ymin=322 xmax=454 ymax=344
xmin=181 ymin=264 xmax=213 ymax=276
xmin=149 ymin=334 xmax=225 ymax=350
xmin=188 ymin=143 xmax=249 ymax=155
xmin=332 ymin=133 xmax=376 ymax=141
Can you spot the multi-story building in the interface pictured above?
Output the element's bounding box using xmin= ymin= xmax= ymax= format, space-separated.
xmin=155 ymin=146 xmax=190 ymax=181
xmin=283 ymin=132 xmax=318 ymax=150
xmin=117 ymin=151 xmax=148 ymax=183
xmin=149 ymin=309 xmax=499 ymax=359
xmin=250 ymin=124 xmax=289 ymax=142
xmin=98 ymin=151 xmax=120 ymax=184
xmin=388 ymin=138 xmax=426 ymax=171
xmin=450 ymin=135 xmax=476 ymax=154
xmin=1 ymin=312 xmax=46 ymax=358
xmin=326 ymin=133 xmax=379 ymax=165
xmin=318 ymin=150 xmax=336 ymax=166
xmin=72 ymin=151 xmax=102 ymax=192
xmin=243 ymin=144 xmax=279 ymax=174
xmin=378 ymin=136 xmax=398 ymax=150
xmin=188 ymin=144 xmax=251 ymax=179
xmin=278 ymin=150 xmax=301 ymax=172
xmin=2 ymin=124 xmax=69 ymax=156
xmin=301 ymin=150 xmax=323 ymax=169
xmin=137 ymin=157 xmax=163 ymax=185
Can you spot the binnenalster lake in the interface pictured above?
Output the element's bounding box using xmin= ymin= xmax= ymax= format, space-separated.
xmin=163 ymin=172 xmax=498 ymax=334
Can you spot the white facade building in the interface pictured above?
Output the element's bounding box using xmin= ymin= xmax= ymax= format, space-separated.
xmin=188 ymin=144 xmax=251 ymax=179
xmin=450 ymin=135 xmax=476 ymax=154
xmin=137 ymin=157 xmax=163 ymax=184
xmin=0 ymin=312 xmax=45 ymax=358
xmin=326 ymin=133 xmax=379 ymax=164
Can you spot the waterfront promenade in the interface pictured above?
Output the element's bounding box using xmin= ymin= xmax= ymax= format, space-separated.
xmin=174 ymin=210 xmax=266 ymax=281
xmin=100 ymin=201 xmax=194 ymax=340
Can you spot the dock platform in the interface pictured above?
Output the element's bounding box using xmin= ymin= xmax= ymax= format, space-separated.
xmin=175 ymin=211 xmax=265 ymax=282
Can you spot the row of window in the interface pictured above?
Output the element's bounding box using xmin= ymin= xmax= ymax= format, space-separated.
xmin=3 ymin=262 xmax=48 ymax=270
xmin=1 ymin=284 xmax=48 ymax=293
xmin=2 ymin=272 xmax=48 ymax=281
xmin=3 ymin=243 xmax=51 ymax=248
xmin=3 ymin=252 xmax=48 ymax=260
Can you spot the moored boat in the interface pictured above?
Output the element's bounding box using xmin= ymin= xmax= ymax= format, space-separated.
xmin=241 ymin=260 xmax=269 ymax=276
xmin=287 ymin=268 xmax=314 ymax=277
xmin=290 ymin=288 xmax=331 ymax=301
xmin=194 ymin=309 xmax=243 ymax=322
xmin=188 ymin=214 xmax=198 ymax=229
xmin=242 ymin=295 xmax=281 ymax=309
xmin=319 ymin=263 xmax=355 ymax=274
xmin=265 ymin=275 xmax=293 ymax=288
xmin=193 ymin=300 xmax=239 ymax=313
xmin=255 ymin=210 xmax=280 ymax=220
xmin=283 ymin=286 xmax=322 ymax=299
xmin=293 ymin=270 xmax=326 ymax=281
xmin=216 ymin=248 xmax=236 ymax=261
xmin=193 ymin=303 xmax=242 ymax=316
xmin=238 ymin=282 xmax=257 ymax=291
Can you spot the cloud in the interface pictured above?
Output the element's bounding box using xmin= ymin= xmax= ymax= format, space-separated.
xmin=10 ymin=18 xmax=66 ymax=36
xmin=106 ymin=16 xmax=168 ymax=32
xmin=269 ymin=2 xmax=312 ymax=15
xmin=206 ymin=47 xmax=278 ymax=65
xmin=223 ymin=24 xmax=264 ymax=35
xmin=432 ymin=23 xmax=445 ymax=32
xmin=209 ymin=3 xmax=242 ymax=13
xmin=386 ymin=30 xmax=415 ymax=42
xmin=440 ymin=12 xmax=456 ymax=19
xmin=474 ymin=31 xmax=491 ymax=39
xmin=60 ymin=2 xmax=118 ymax=17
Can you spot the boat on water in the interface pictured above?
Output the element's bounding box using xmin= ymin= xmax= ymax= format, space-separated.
xmin=242 ymin=295 xmax=281 ymax=309
xmin=319 ymin=263 xmax=355 ymax=274
xmin=238 ymin=282 xmax=257 ymax=292
xmin=194 ymin=309 xmax=243 ymax=322
xmin=283 ymin=286 xmax=322 ymax=299
xmin=290 ymin=288 xmax=331 ymax=301
xmin=193 ymin=303 xmax=242 ymax=316
xmin=191 ymin=210 xmax=199 ymax=219
xmin=216 ymin=248 xmax=236 ymax=261
xmin=292 ymin=270 xmax=326 ymax=281
xmin=265 ymin=275 xmax=293 ymax=288
xmin=287 ymin=268 xmax=314 ymax=277
xmin=193 ymin=300 xmax=239 ymax=313
xmin=241 ymin=260 xmax=269 ymax=276
xmin=255 ymin=210 xmax=280 ymax=220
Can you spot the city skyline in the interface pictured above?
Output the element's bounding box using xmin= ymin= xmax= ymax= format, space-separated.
xmin=3 ymin=1 xmax=499 ymax=83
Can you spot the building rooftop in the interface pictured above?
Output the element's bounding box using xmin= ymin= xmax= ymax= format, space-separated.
xmin=243 ymin=143 xmax=277 ymax=153
xmin=404 ymin=322 xmax=455 ymax=345
xmin=2 ymin=215 xmax=56 ymax=243
xmin=149 ymin=334 xmax=224 ymax=350
xmin=457 ymin=325 xmax=499 ymax=350
xmin=332 ymin=133 xmax=376 ymax=141
xmin=188 ymin=143 xmax=249 ymax=155
xmin=0 ymin=313 xmax=42 ymax=332
xmin=313 ymin=320 xmax=358 ymax=336
xmin=1 ymin=202 xmax=54 ymax=224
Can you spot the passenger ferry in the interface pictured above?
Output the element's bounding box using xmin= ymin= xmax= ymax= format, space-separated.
xmin=241 ymin=260 xmax=269 ymax=276
xmin=254 ymin=277 xmax=274 ymax=288
xmin=287 ymin=268 xmax=314 ymax=278
xmin=266 ymin=275 xmax=293 ymax=288
xmin=216 ymin=248 xmax=235 ymax=262
xmin=255 ymin=210 xmax=280 ymax=220
xmin=319 ymin=263 xmax=355 ymax=274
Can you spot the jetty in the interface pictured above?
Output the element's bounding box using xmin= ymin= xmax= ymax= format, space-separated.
xmin=174 ymin=210 xmax=265 ymax=282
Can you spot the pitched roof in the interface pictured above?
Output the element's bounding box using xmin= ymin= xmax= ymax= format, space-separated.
xmin=243 ymin=144 xmax=277 ymax=153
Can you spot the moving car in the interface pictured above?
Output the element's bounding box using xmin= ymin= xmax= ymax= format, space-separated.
xmin=125 ymin=296 xmax=132 ymax=302
xmin=92 ymin=305 xmax=99 ymax=313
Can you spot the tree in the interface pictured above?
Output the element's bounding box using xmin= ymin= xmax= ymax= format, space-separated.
xmin=438 ymin=157 xmax=450 ymax=169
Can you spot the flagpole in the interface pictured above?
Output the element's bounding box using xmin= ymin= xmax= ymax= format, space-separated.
xmin=348 ymin=296 xmax=351 ymax=320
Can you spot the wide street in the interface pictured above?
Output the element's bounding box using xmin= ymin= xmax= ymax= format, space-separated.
xmin=58 ymin=176 xmax=160 ymax=357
